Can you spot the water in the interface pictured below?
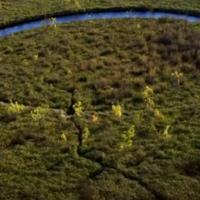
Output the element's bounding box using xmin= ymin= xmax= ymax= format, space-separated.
xmin=0 ymin=10 xmax=199 ymax=37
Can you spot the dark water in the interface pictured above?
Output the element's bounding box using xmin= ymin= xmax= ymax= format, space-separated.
xmin=0 ymin=10 xmax=200 ymax=37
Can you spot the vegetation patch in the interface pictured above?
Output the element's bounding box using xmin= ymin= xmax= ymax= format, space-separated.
xmin=0 ymin=18 xmax=200 ymax=199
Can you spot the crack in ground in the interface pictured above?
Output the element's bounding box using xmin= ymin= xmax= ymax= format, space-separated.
xmin=119 ymin=170 xmax=166 ymax=200
xmin=87 ymin=157 xmax=166 ymax=200
xmin=0 ymin=95 xmax=166 ymax=199
xmin=0 ymin=95 xmax=165 ymax=199
xmin=70 ymin=116 xmax=165 ymax=200
xmin=78 ymin=153 xmax=165 ymax=200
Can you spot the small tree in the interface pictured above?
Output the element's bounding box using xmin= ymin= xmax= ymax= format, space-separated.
xmin=70 ymin=144 xmax=78 ymax=158
xmin=7 ymin=101 xmax=25 ymax=114
xmin=82 ymin=126 xmax=90 ymax=145
xmin=61 ymin=131 xmax=68 ymax=142
xmin=171 ymin=71 xmax=183 ymax=85
xmin=143 ymin=86 xmax=165 ymax=122
xmin=112 ymin=104 xmax=122 ymax=118
xmin=31 ymin=105 xmax=49 ymax=121
xmin=91 ymin=113 xmax=99 ymax=123
xmin=154 ymin=109 xmax=165 ymax=120
xmin=119 ymin=124 xmax=135 ymax=150
xmin=73 ymin=101 xmax=83 ymax=117
xmin=163 ymin=125 xmax=171 ymax=140
xmin=49 ymin=17 xmax=57 ymax=28
xmin=143 ymin=86 xmax=155 ymax=110
xmin=33 ymin=54 xmax=38 ymax=61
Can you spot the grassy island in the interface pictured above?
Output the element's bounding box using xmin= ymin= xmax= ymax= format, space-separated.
xmin=0 ymin=18 xmax=200 ymax=199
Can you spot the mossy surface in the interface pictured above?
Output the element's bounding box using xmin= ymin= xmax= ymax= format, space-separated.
xmin=0 ymin=19 xmax=200 ymax=199
xmin=1 ymin=0 xmax=200 ymax=26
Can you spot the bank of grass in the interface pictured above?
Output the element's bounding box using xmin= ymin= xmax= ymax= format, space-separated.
xmin=0 ymin=19 xmax=200 ymax=199
xmin=1 ymin=0 xmax=200 ymax=26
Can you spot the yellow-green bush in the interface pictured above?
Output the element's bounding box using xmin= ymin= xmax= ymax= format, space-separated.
xmin=119 ymin=124 xmax=135 ymax=150
xmin=82 ymin=126 xmax=90 ymax=145
xmin=171 ymin=71 xmax=184 ymax=85
xmin=50 ymin=17 xmax=57 ymax=28
xmin=163 ymin=125 xmax=172 ymax=140
xmin=112 ymin=104 xmax=122 ymax=118
xmin=73 ymin=101 xmax=83 ymax=117
xmin=7 ymin=101 xmax=25 ymax=114
xmin=31 ymin=105 xmax=50 ymax=121
xmin=143 ymin=86 xmax=155 ymax=110
xmin=61 ymin=131 xmax=68 ymax=142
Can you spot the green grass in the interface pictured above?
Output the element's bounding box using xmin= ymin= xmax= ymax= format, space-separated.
xmin=0 ymin=19 xmax=200 ymax=199
xmin=1 ymin=0 xmax=200 ymax=26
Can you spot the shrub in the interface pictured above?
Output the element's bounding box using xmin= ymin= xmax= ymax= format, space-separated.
xmin=82 ymin=126 xmax=90 ymax=145
xmin=112 ymin=104 xmax=122 ymax=118
xmin=49 ymin=17 xmax=57 ymax=28
xmin=154 ymin=109 xmax=165 ymax=120
xmin=143 ymin=86 xmax=154 ymax=99
xmin=119 ymin=124 xmax=135 ymax=150
xmin=7 ymin=101 xmax=25 ymax=114
xmin=143 ymin=91 xmax=155 ymax=111
xmin=91 ymin=113 xmax=99 ymax=123
xmin=69 ymin=144 xmax=78 ymax=158
xmin=73 ymin=101 xmax=83 ymax=117
xmin=31 ymin=105 xmax=49 ymax=121
xmin=61 ymin=131 xmax=68 ymax=142
xmin=171 ymin=70 xmax=184 ymax=85
xmin=33 ymin=54 xmax=38 ymax=61
xmin=163 ymin=125 xmax=171 ymax=140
